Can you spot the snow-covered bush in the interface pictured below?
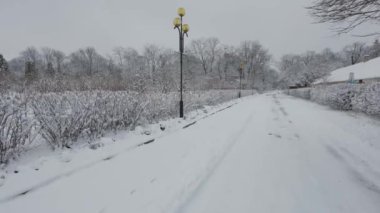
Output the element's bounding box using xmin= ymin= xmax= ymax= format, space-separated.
xmin=0 ymin=93 xmax=34 ymax=163
xmin=31 ymin=91 xmax=147 ymax=148
xmin=1 ymin=89 xmax=252 ymax=162
xmin=352 ymin=83 xmax=380 ymax=116
xmin=31 ymin=93 xmax=91 ymax=148
xmin=141 ymin=90 xmax=247 ymax=123
xmin=85 ymin=91 xmax=145 ymax=135
xmin=142 ymin=92 xmax=178 ymax=123
xmin=311 ymin=84 xmax=360 ymax=110
xmin=287 ymin=82 xmax=380 ymax=116
xmin=30 ymin=89 xmax=249 ymax=149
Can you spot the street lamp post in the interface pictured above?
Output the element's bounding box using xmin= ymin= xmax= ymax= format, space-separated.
xmin=173 ymin=7 xmax=189 ymax=118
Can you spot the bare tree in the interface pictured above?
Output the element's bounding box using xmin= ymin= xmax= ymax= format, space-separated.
xmin=83 ymin=47 xmax=96 ymax=75
xmin=113 ymin=47 xmax=141 ymax=74
xmin=343 ymin=42 xmax=366 ymax=65
xmin=20 ymin=47 xmax=42 ymax=81
xmin=113 ymin=47 xmax=125 ymax=68
xmin=190 ymin=37 xmax=220 ymax=75
xmin=205 ymin=37 xmax=220 ymax=74
xmin=70 ymin=47 xmax=105 ymax=76
xmin=279 ymin=48 xmax=344 ymax=87
xmin=52 ymin=49 xmax=65 ymax=74
xmin=0 ymin=54 xmax=8 ymax=74
xmin=307 ymin=0 xmax=380 ymax=35
xmin=215 ymin=45 xmax=239 ymax=81
xmin=143 ymin=44 xmax=161 ymax=81
xmin=41 ymin=47 xmax=55 ymax=76
xmin=238 ymin=41 xmax=271 ymax=89
xmin=370 ymin=39 xmax=380 ymax=58
xmin=21 ymin=47 xmax=42 ymax=70
xmin=190 ymin=39 xmax=208 ymax=75
xmin=21 ymin=47 xmax=40 ymax=62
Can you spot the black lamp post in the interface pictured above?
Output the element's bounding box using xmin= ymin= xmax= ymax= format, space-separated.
xmin=173 ymin=8 xmax=189 ymax=118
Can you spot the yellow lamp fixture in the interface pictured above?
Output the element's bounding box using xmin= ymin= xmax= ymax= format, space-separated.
xmin=173 ymin=17 xmax=181 ymax=28
xmin=183 ymin=24 xmax=190 ymax=33
xmin=178 ymin=7 xmax=186 ymax=17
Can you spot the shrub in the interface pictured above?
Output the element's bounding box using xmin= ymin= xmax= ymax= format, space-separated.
xmin=287 ymin=82 xmax=380 ymax=117
xmin=352 ymin=83 xmax=380 ymax=116
xmin=1 ymin=89 xmax=252 ymax=161
xmin=31 ymin=93 xmax=90 ymax=148
xmin=0 ymin=93 xmax=34 ymax=163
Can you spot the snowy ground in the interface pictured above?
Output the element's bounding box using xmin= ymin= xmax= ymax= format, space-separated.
xmin=1 ymin=92 xmax=380 ymax=213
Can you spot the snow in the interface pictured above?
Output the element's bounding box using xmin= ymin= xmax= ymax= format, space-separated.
xmin=318 ymin=57 xmax=380 ymax=83
xmin=287 ymin=82 xmax=380 ymax=117
xmin=1 ymin=93 xmax=380 ymax=213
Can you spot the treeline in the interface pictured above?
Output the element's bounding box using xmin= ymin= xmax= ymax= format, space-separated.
xmin=278 ymin=39 xmax=380 ymax=87
xmin=0 ymin=38 xmax=279 ymax=93
xmin=1 ymin=38 xmax=380 ymax=92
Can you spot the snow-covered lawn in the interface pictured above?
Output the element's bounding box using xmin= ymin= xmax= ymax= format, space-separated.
xmin=1 ymin=93 xmax=380 ymax=213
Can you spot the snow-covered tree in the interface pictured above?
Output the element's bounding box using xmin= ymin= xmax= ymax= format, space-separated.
xmin=343 ymin=42 xmax=366 ymax=65
xmin=0 ymin=54 xmax=8 ymax=74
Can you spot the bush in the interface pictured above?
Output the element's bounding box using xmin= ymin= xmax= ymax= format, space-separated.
xmin=311 ymin=84 xmax=359 ymax=110
xmin=352 ymin=83 xmax=380 ymax=116
xmin=29 ymin=89 xmax=249 ymax=149
xmin=287 ymin=82 xmax=380 ymax=116
xmin=0 ymin=89 xmax=252 ymax=162
xmin=31 ymin=91 xmax=147 ymax=148
xmin=0 ymin=93 xmax=34 ymax=163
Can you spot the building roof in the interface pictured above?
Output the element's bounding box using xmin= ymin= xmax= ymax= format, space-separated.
xmin=315 ymin=57 xmax=380 ymax=84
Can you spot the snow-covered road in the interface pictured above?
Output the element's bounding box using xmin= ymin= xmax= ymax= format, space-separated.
xmin=1 ymin=93 xmax=380 ymax=213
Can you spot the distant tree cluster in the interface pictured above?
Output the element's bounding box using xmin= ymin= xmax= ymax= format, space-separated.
xmin=278 ymin=39 xmax=380 ymax=87
xmin=2 ymin=36 xmax=380 ymax=92
xmin=2 ymin=38 xmax=278 ymax=92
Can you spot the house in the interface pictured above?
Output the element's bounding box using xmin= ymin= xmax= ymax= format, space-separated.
xmin=314 ymin=57 xmax=380 ymax=85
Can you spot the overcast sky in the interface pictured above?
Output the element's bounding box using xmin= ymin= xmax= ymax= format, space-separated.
xmin=0 ymin=0 xmax=376 ymax=60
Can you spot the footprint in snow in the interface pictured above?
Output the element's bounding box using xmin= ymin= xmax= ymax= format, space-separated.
xmin=294 ymin=133 xmax=300 ymax=139
xmin=268 ymin=133 xmax=282 ymax=139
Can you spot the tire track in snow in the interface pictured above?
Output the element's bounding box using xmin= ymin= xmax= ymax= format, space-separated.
xmin=325 ymin=145 xmax=380 ymax=198
xmin=168 ymin=110 xmax=256 ymax=213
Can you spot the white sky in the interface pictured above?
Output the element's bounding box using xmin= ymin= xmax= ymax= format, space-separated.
xmin=0 ymin=0 xmax=377 ymax=60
